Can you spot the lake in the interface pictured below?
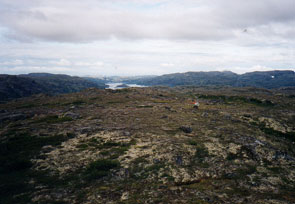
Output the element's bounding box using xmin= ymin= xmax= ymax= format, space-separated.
xmin=106 ymin=83 xmax=147 ymax=90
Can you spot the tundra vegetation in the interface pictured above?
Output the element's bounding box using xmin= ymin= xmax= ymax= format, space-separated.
xmin=0 ymin=86 xmax=295 ymax=203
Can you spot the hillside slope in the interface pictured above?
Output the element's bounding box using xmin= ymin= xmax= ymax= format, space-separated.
xmin=0 ymin=73 xmax=107 ymax=102
xmin=236 ymin=70 xmax=295 ymax=89
xmin=125 ymin=70 xmax=295 ymax=89
xmin=0 ymin=75 xmax=46 ymax=102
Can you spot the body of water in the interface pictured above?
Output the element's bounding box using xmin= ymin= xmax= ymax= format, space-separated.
xmin=106 ymin=83 xmax=147 ymax=90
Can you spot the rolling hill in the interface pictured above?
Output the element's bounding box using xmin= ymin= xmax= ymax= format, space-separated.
xmin=0 ymin=73 xmax=107 ymax=102
xmin=124 ymin=70 xmax=295 ymax=89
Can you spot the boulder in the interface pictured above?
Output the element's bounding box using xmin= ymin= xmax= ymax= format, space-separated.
xmin=179 ymin=126 xmax=192 ymax=133
xmin=78 ymin=127 xmax=93 ymax=134
xmin=62 ymin=112 xmax=80 ymax=120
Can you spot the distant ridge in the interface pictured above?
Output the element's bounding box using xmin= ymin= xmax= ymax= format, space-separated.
xmin=1 ymin=70 xmax=294 ymax=102
xmin=0 ymin=73 xmax=107 ymax=102
xmin=124 ymin=70 xmax=295 ymax=89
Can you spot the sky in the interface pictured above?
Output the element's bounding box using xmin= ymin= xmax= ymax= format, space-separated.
xmin=0 ymin=0 xmax=294 ymax=76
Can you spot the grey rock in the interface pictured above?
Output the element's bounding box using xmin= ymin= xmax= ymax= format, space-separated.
xmin=78 ymin=127 xmax=93 ymax=134
xmin=243 ymin=113 xmax=252 ymax=118
xmin=70 ymin=105 xmax=76 ymax=109
xmin=202 ymin=112 xmax=208 ymax=117
xmin=123 ymin=131 xmax=131 ymax=136
xmin=224 ymin=173 xmax=237 ymax=179
xmin=63 ymin=112 xmax=80 ymax=119
xmin=179 ymin=126 xmax=192 ymax=133
xmin=273 ymin=151 xmax=294 ymax=161
xmin=175 ymin=156 xmax=183 ymax=165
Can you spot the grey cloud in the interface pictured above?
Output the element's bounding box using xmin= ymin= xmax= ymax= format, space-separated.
xmin=217 ymin=0 xmax=295 ymax=26
xmin=0 ymin=0 xmax=294 ymax=42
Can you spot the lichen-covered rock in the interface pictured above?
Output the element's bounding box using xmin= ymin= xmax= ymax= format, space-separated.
xmin=259 ymin=117 xmax=292 ymax=133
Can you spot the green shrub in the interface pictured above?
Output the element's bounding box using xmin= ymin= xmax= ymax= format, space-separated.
xmin=188 ymin=140 xmax=198 ymax=146
xmin=226 ymin=152 xmax=238 ymax=161
xmin=259 ymin=125 xmax=295 ymax=142
xmin=76 ymin=143 xmax=89 ymax=150
xmin=235 ymin=165 xmax=257 ymax=178
xmin=84 ymin=159 xmax=120 ymax=180
xmin=34 ymin=115 xmax=72 ymax=124
xmin=16 ymin=103 xmax=37 ymax=109
xmin=72 ymin=100 xmax=85 ymax=105
xmin=0 ymin=131 xmax=67 ymax=203
xmin=197 ymin=94 xmax=274 ymax=106
xmin=195 ymin=144 xmax=209 ymax=160
xmin=88 ymin=159 xmax=120 ymax=171
xmin=146 ymin=163 xmax=165 ymax=172
xmin=102 ymin=141 xmax=121 ymax=147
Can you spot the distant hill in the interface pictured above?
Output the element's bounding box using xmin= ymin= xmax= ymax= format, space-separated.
xmin=236 ymin=71 xmax=295 ymax=89
xmin=125 ymin=70 xmax=295 ymax=89
xmin=0 ymin=75 xmax=45 ymax=102
xmin=0 ymin=73 xmax=107 ymax=102
xmin=83 ymin=77 xmax=107 ymax=85
xmin=2 ymin=70 xmax=294 ymax=102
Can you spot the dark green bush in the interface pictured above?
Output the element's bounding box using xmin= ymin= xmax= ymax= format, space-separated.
xmin=195 ymin=144 xmax=209 ymax=160
xmin=72 ymin=100 xmax=85 ymax=105
xmin=34 ymin=115 xmax=72 ymax=124
xmin=85 ymin=159 xmax=120 ymax=180
xmin=259 ymin=125 xmax=295 ymax=142
xmin=188 ymin=140 xmax=198 ymax=146
xmin=0 ymin=131 xmax=67 ymax=203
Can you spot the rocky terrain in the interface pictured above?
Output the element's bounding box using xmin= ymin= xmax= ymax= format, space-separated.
xmin=1 ymin=86 xmax=295 ymax=204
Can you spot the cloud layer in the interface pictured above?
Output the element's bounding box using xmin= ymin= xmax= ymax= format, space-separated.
xmin=0 ymin=0 xmax=294 ymax=76
xmin=0 ymin=0 xmax=294 ymax=42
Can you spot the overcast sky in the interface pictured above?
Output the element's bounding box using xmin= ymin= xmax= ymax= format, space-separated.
xmin=0 ymin=0 xmax=294 ymax=76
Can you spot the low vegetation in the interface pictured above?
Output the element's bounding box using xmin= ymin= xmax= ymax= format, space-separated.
xmin=0 ymin=86 xmax=295 ymax=203
xmin=84 ymin=159 xmax=120 ymax=180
